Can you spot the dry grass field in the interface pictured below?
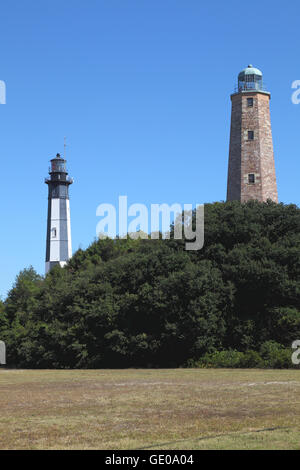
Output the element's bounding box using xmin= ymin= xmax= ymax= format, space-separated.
xmin=0 ymin=368 xmax=299 ymax=450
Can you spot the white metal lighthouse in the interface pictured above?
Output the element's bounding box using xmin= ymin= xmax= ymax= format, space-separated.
xmin=45 ymin=153 xmax=73 ymax=274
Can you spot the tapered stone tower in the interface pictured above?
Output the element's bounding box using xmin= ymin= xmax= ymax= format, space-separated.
xmin=227 ymin=65 xmax=278 ymax=202
xmin=45 ymin=153 xmax=73 ymax=274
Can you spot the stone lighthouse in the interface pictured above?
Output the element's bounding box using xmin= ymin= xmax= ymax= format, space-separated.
xmin=227 ymin=65 xmax=278 ymax=203
xmin=45 ymin=153 xmax=73 ymax=274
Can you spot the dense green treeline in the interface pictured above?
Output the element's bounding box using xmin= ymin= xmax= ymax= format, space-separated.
xmin=0 ymin=200 xmax=299 ymax=368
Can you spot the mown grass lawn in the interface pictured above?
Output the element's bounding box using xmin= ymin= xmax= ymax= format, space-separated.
xmin=0 ymin=368 xmax=299 ymax=450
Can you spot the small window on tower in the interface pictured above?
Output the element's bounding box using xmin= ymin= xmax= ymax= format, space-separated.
xmin=247 ymin=97 xmax=254 ymax=107
xmin=248 ymin=130 xmax=254 ymax=140
xmin=51 ymin=228 xmax=57 ymax=238
xmin=248 ymin=174 xmax=255 ymax=184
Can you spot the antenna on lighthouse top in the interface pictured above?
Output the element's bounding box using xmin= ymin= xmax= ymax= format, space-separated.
xmin=64 ymin=136 xmax=67 ymax=160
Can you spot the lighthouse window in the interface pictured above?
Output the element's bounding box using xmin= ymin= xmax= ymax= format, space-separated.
xmin=51 ymin=228 xmax=57 ymax=238
xmin=248 ymin=130 xmax=254 ymax=140
xmin=248 ymin=174 xmax=255 ymax=184
xmin=247 ymin=98 xmax=253 ymax=107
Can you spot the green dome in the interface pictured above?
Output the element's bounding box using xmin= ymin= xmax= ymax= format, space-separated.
xmin=238 ymin=64 xmax=263 ymax=79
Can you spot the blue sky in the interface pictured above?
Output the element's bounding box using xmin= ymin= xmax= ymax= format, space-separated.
xmin=0 ymin=0 xmax=299 ymax=298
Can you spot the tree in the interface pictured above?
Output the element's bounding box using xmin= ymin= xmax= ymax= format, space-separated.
xmin=1 ymin=201 xmax=299 ymax=368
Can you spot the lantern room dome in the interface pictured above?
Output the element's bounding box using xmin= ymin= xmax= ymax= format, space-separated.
xmin=49 ymin=153 xmax=67 ymax=174
xmin=235 ymin=64 xmax=268 ymax=94
xmin=238 ymin=65 xmax=263 ymax=80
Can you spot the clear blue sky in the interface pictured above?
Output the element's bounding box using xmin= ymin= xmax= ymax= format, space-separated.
xmin=1 ymin=0 xmax=299 ymax=298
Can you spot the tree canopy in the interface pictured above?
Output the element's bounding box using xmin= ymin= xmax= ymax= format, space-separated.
xmin=1 ymin=201 xmax=299 ymax=368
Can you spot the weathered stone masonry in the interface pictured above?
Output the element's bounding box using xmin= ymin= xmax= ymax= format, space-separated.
xmin=227 ymin=65 xmax=278 ymax=203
